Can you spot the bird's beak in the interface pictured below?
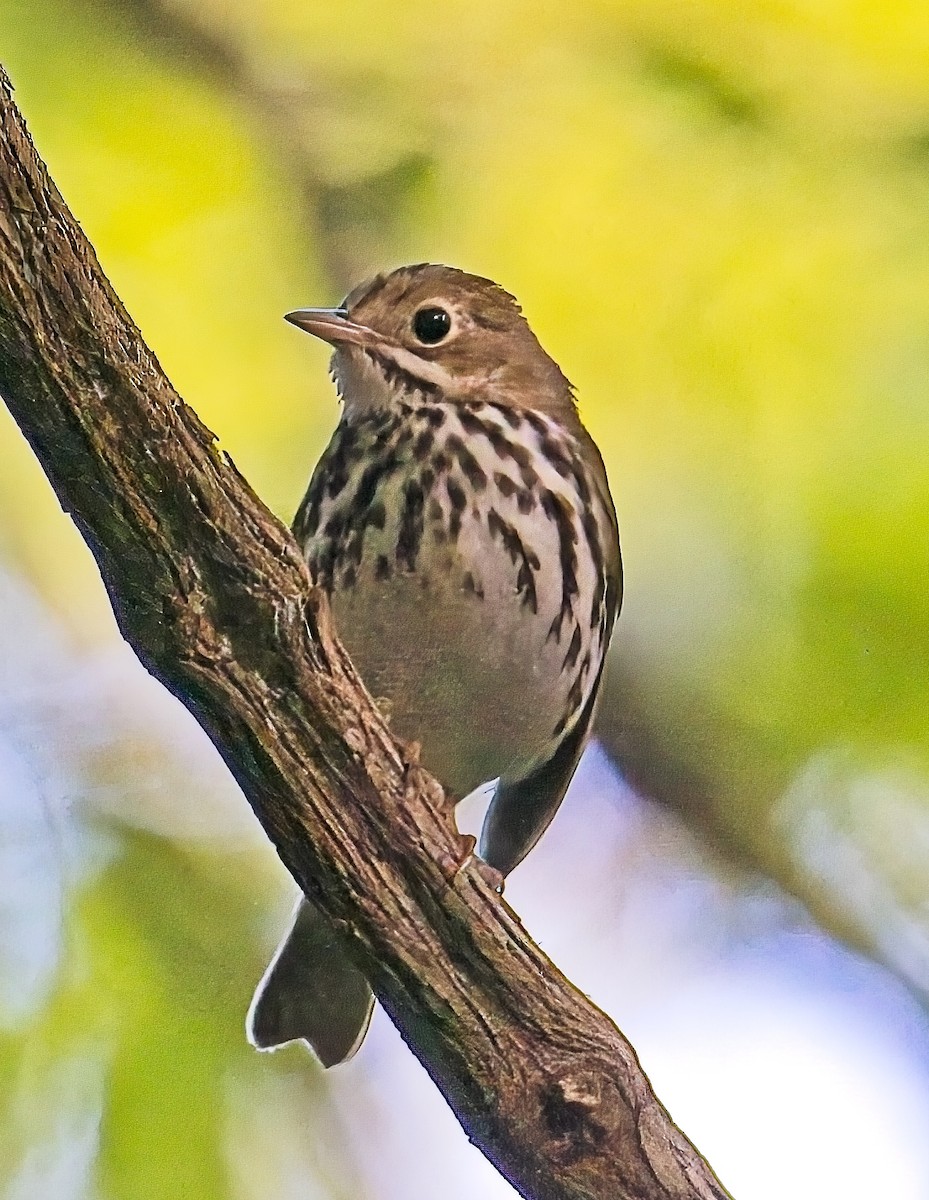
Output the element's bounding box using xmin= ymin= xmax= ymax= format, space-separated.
xmin=284 ymin=307 xmax=380 ymax=348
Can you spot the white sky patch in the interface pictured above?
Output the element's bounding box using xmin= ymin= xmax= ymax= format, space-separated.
xmin=636 ymin=960 xmax=929 ymax=1200
xmin=224 ymin=1065 xmax=365 ymax=1200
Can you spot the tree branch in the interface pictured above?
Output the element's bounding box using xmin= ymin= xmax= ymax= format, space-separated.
xmin=0 ymin=65 xmax=730 ymax=1200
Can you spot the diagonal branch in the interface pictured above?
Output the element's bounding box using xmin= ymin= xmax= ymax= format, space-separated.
xmin=0 ymin=65 xmax=730 ymax=1200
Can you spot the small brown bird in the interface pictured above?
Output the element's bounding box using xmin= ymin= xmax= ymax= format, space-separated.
xmin=247 ymin=264 xmax=621 ymax=1065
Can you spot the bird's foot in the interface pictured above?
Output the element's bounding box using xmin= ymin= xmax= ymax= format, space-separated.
xmin=439 ymin=835 xmax=504 ymax=894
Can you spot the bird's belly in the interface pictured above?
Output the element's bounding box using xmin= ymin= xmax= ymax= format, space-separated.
xmin=330 ymin=563 xmax=571 ymax=799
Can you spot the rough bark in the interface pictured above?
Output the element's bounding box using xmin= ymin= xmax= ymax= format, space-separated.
xmin=0 ymin=66 xmax=731 ymax=1200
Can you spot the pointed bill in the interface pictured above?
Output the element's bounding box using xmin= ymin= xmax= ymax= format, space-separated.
xmin=285 ymin=307 xmax=381 ymax=348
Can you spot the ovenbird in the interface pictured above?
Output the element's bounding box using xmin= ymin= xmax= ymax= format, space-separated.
xmin=248 ymin=264 xmax=622 ymax=1065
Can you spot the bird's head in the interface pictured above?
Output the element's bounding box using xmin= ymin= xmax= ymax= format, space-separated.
xmin=286 ymin=264 xmax=575 ymax=420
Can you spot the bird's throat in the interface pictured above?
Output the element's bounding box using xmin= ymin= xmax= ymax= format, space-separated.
xmin=333 ymin=344 xmax=451 ymax=418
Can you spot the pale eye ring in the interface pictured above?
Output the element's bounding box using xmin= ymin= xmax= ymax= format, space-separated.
xmin=412 ymin=306 xmax=452 ymax=345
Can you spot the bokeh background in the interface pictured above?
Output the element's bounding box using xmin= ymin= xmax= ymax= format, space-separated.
xmin=3 ymin=2 xmax=929 ymax=1197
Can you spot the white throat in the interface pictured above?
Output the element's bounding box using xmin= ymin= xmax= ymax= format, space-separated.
xmin=332 ymin=344 xmax=457 ymax=418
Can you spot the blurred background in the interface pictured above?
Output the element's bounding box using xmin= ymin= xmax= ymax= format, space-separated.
xmin=2 ymin=1 xmax=929 ymax=1196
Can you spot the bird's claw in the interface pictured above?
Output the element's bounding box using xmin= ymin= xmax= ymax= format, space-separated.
xmin=438 ymin=835 xmax=504 ymax=894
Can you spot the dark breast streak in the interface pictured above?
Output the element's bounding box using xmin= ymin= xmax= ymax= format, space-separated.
xmin=294 ymin=400 xmax=619 ymax=756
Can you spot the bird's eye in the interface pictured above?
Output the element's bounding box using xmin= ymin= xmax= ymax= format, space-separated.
xmin=412 ymin=306 xmax=452 ymax=345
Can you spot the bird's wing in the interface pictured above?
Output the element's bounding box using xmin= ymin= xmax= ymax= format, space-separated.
xmin=479 ymin=427 xmax=621 ymax=878
xmin=478 ymin=657 xmax=606 ymax=877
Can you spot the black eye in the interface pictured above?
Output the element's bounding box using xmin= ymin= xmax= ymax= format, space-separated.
xmin=413 ymin=306 xmax=451 ymax=345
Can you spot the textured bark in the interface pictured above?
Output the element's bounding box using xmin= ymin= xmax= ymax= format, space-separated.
xmin=0 ymin=66 xmax=731 ymax=1200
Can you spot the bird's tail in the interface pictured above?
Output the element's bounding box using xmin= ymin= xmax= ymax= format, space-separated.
xmin=247 ymin=898 xmax=374 ymax=1067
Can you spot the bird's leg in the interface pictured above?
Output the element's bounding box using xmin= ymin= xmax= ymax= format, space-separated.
xmin=458 ymin=838 xmax=505 ymax=892
xmin=400 ymin=738 xmax=504 ymax=893
xmin=438 ymin=834 xmax=505 ymax=894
